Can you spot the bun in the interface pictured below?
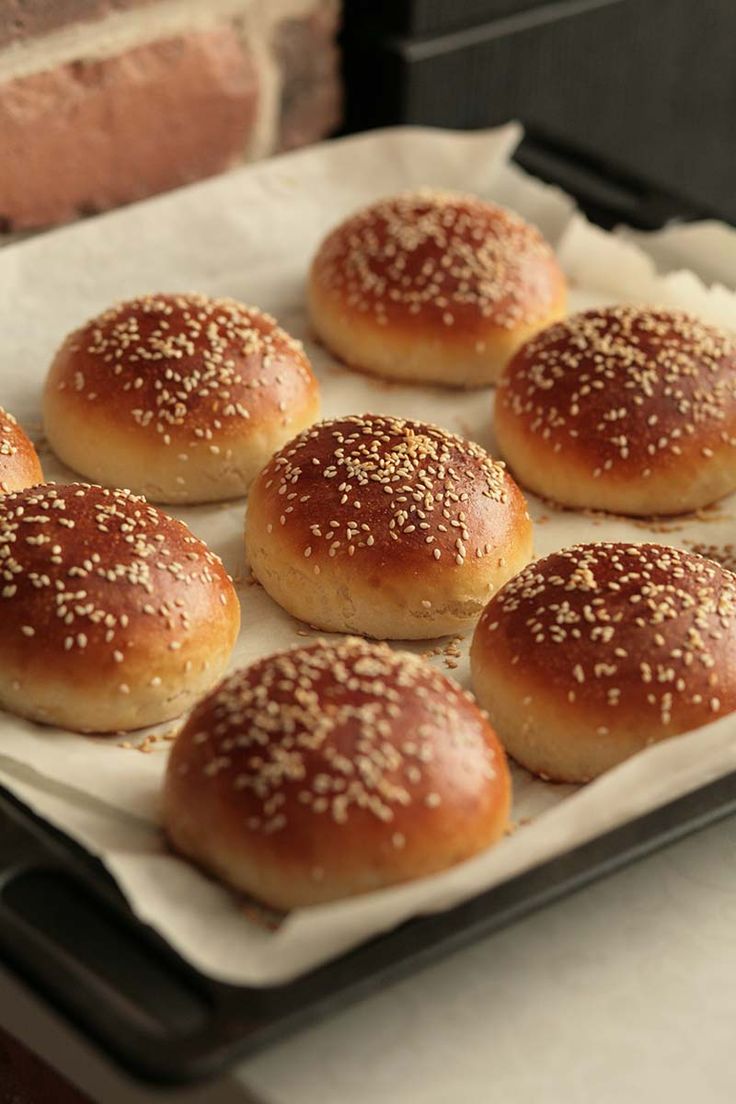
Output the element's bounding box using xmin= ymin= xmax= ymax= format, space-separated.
xmin=494 ymin=306 xmax=736 ymax=515
xmin=43 ymin=294 xmax=320 ymax=504
xmin=0 ymin=407 xmax=43 ymax=493
xmin=245 ymin=413 xmax=533 ymax=639
xmin=470 ymin=541 xmax=736 ymax=782
xmin=163 ymin=636 xmax=510 ymax=909
xmin=0 ymin=483 xmax=240 ymax=732
xmin=309 ymin=190 xmax=566 ymax=388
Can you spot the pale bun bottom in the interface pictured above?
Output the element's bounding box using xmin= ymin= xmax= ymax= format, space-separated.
xmin=309 ymin=280 xmax=567 ymax=389
xmin=44 ymin=389 xmax=320 ymax=504
xmin=494 ymin=407 xmax=736 ymax=516
xmin=246 ymin=526 xmax=534 ymax=640
xmin=470 ymin=639 xmax=672 ymax=783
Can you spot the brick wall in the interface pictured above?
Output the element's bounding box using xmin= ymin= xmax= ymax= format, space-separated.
xmin=0 ymin=0 xmax=342 ymax=231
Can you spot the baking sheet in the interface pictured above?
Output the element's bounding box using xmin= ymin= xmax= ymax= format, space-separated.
xmin=0 ymin=124 xmax=735 ymax=985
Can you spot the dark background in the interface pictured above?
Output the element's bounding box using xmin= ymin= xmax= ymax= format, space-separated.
xmin=340 ymin=0 xmax=736 ymax=226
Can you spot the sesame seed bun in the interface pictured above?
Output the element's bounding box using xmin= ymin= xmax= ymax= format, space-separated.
xmin=0 ymin=483 xmax=240 ymax=733
xmin=163 ymin=637 xmax=511 ymax=909
xmin=308 ymin=190 xmax=567 ymax=388
xmin=494 ymin=306 xmax=736 ymax=516
xmin=245 ymin=414 xmax=533 ymax=640
xmin=470 ymin=542 xmax=736 ymax=783
xmin=0 ymin=407 xmax=43 ymax=493
xmin=43 ymin=294 xmax=320 ymax=504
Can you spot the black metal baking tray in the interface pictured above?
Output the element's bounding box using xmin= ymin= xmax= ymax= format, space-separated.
xmin=344 ymin=0 xmax=576 ymax=37
xmin=2 ymin=769 xmax=736 ymax=1086
xmin=341 ymin=0 xmax=736 ymax=224
xmin=0 ymin=142 xmax=734 ymax=1086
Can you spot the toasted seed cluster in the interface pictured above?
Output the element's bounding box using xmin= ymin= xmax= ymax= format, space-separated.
xmin=1 ymin=408 xmax=22 ymax=493
xmin=0 ymin=409 xmax=19 ymax=461
xmin=258 ymin=413 xmax=515 ymax=568
xmin=685 ymin=541 xmax=736 ymax=575
xmin=52 ymin=293 xmax=312 ymax=444
xmin=174 ymin=637 xmax=497 ymax=836
xmin=312 ymin=190 xmax=560 ymax=331
xmin=0 ymin=409 xmax=42 ymax=496
xmin=498 ymin=306 xmax=736 ymax=478
xmin=0 ymin=408 xmax=18 ymax=490
xmin=0 ymin=482 xmax=228 ymax=669
xmin=478 ymin=542 xmax=736 ymax=729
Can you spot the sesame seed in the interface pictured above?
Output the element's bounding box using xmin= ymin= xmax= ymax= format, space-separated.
xmin=55 ymin=294 xmax=312 ymax=459
xmin=180 ymin=637 xmax=496 ymax=841
xmin=254 ymin=415 xmax=511 ymax=583
xmin=498 ymin=306 xmax=736 ymax=488
xmin=480 ymin=541 xmax=736 ymax=737
xmin=0 ymin=482 xmax=230 ymax=676
xmin=313 ymin=190 xmax=559 ymax=332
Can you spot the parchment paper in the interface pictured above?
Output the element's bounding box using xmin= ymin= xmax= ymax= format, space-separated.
xmin=0 ymin=124 xmax=735 ymax=985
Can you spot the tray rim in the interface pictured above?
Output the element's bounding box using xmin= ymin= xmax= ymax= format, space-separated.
xmin=2 ymin=762 xmax=736 ymax=1085
xmin=1 ymin=127 xmax=735 ymax=1085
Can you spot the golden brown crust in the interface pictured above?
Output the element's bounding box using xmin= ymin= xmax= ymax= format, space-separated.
xmin=163 ymin=637 xmax=511 ymax=909
xmin=495 ymin=306 xmax=736 ymax=515
xmin=309 ymin=190 xmax=567 ymax=387
xmin=245 ymin=414 xmax=533 ymax=638
xmin=0 ymin=407 xmax=43 ymax=493
xmin=471 ymin=542 xmax=736 ymax=782
xmin=0 ymin=482 xmax=240 ymax=732
xmin=43 ymin=294 xmax=320 ymax=503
